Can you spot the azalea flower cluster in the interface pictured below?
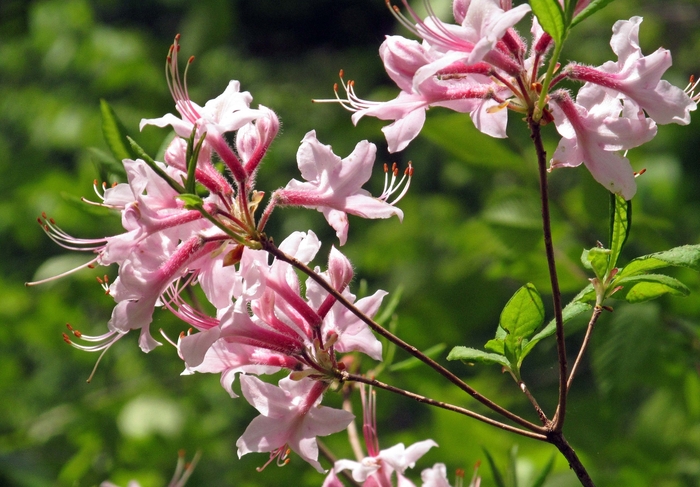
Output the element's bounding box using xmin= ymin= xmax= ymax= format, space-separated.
xmin=322 ymin=386 xmax=481 ymax=487
xmin=327 ymin=0 xmax=697 ymax=199
xmin=33 ymin=34 xmax=414 ymax=473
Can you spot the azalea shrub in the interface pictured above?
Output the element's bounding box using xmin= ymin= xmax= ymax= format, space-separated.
xmin=19 ymin=0 xmax=700 ymax=486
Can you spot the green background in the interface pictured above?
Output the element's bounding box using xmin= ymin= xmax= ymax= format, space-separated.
xmin=1 ymin=0 xmax=700 ymax=485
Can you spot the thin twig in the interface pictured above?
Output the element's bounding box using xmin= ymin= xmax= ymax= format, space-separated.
xmin=566 ymin=306 xmax=604 ymax=392
xmin=516 ymin=377 xmax=549 ymax=426
xmin=260 ymin=237 xmax=546 ymax=435
xmin=342 ymin=372 xmax=547 ymax=441
xmin=529 ymin=118 xmax=567 ymax=432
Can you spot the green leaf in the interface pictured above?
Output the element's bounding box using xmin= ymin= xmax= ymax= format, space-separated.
xmin=485 ymin=337 xmax=505 ymax=355
xmin=584 ymin=247 xmax=611 ymax=280
xmin=608 ymin=193 xmax=631 ymax=272
xmin=613 ymin=274 xmax=690 ymax=303
xmin=446 ymin=346 xmax=510 ymax=368
xmin=390 ymin=343 xmax=447 ymax=371
xmin=499 ymin=283 xmax=544 ymax=374
xmin=88 ymin=147 xmax=127 ymax=183
xmin=100 ymin=99 xmax=136 ymax=162
xmin=482 ymin=448 xmax=507 ymax=487
xmin=575 ymin=282 xmax=597 ymax=303
xmin=521 ymin=298 xmax=592 ymax=359
xmin=529 ymin=452 xmax=557 ymax=487
xmin=127 ymin=136 xmax=186 ymax=194
xmin=178 ymin=193 xmax=204 ymax=208
xmin=507 ymin=445 xmax=519 ymax=487
xmin=617 ymin=245 xmax=700 ymax=278
xmin=530 ymin=0 xmax=566 ymax=44
xmin=570 ymin=0 xmax=617 ymax=28
xmin=500 ymin=283 xmax=545 ymax=341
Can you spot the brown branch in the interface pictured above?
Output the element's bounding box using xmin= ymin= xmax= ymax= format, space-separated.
xmin=260 ymin=237 xmax=546 ymax=435
xmin=566 ymin=306 xmax=604 ymax=392
xmin=342 ymin=372 xmax=547 ymax=441
xmin=547 ymin=431 xmax=596 ymax=487
xmin=519 ymin=379 xmax=549 ymax=426
xmin=528 ymin=117 xmax=567 ymax=432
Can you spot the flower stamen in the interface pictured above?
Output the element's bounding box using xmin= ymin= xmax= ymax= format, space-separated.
xmin=379 ymin=162 xmax=413 ymax=205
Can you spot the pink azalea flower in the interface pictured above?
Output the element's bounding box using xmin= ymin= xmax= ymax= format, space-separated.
xmin=275 ymin=131 xmax=406 ymax=245
xmin=393 ymin=0 xmax=531 ymax=65
xmin=305 ymin=249 xmax=386 ymax=361
xmin=549 ymin=85 xmax=657 ymax=200
xmin=179 ymin=325 xmax=296 ymax=398
xmin=335 ymin=440 xmax=438 ymax=485
xmin=139 ymin=35 xmax=270 ymax=182
xmin=421 ymin=463 xmax=481 ymax=487
xmin=177 ymin=231 xmax=385 ymax=397
xmin=565 ymin=17 xmax=696 ymax=125
xmin=108 ymin=236 xmax=219 ymax=352
xmin=386 ymin=0 xmax=529 ymax=87
xmin=325 ymin=36 xmax=509 ymax=152
xmin=334 ymin=386 xmax=437 ymax=485
xmin=236 ymin=375 xmax=354 ymax=472
xmin=421 ymin=463 xmax=452 ymax=487
xmin=321 ymin=470 xmax=344 ymax=487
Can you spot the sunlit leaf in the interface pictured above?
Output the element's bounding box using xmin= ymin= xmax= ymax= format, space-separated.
xmin=100 ymin=99 xmax=136 ymax=162
xmin=178 ymin=193 xmax=204 ymax=208
xmin=617 ymin=245 xmax=700 ymax=278
xmin=582 ymin=247 xmax=611 ymax=280
xmin=613 ymin=274 xmax=690 ymax=303
xmin=521 ymin=299 xmax=593 ymax=358
xmin=500 ymin=283 xmax=545 ymax=341
xmin=446 ymin=346 xmax=510 ymax=368
xmin=608 ymin=193 xmax=631 ymax=272
xmin=530 ymin=0 xmax=565 ymax=43
xmin=570 ymin=0 xmax=617 ymax=27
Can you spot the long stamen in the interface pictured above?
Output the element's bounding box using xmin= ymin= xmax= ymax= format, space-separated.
xmin=37 ymin=213 xmax=108 ymax=252
xmin=81 ymin=180 xmax=121 ymax=208
xmin=161 ymin=278 xmax=219 ymax=331
xmin=25 ymin=256 xmax=101 ymax=286
xmin=256 ymin=446 xmax=291 ymax=472
xmin=386 ymin=0 xmax=474 ymax=53
xmin=361 ymin=385 xmax=380 ymax=457
xmin=313 ymin=71 xmax=383 ymax=113
xmin=684 ymin=74 xmax=700 ymax=101
xmin=63 ymin=323 xmax=125 ymax=382
xmin=166 ymin=35 xmax=201 ymax=124
xmin=379 ymin=162 xmax=413 ymax=205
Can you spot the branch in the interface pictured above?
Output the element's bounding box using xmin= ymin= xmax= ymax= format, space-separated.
xmin=566 ymin=306 xmax=604 ymax=392
xmin=260 ymin=237 xmax=546 ymax=435
xmin=529 ymin=118 xmax=567 ymax=432
xmin=343 ymin=372 xmax=547 ymax=441
xmin=547 ymin=431 xmax=596 ymax=487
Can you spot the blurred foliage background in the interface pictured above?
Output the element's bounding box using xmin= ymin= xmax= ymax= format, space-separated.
xmin=1 ymin=0 xmax=700 ymax=485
